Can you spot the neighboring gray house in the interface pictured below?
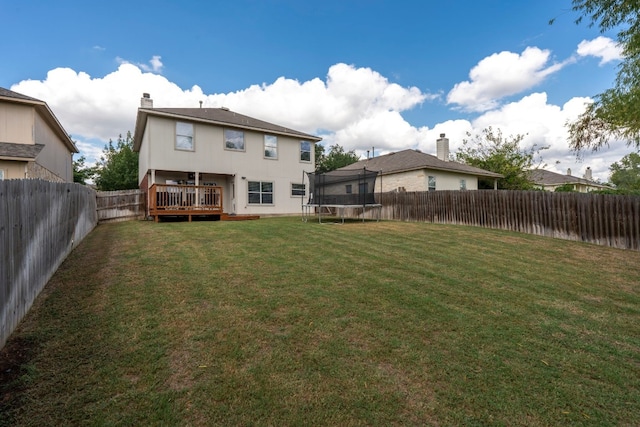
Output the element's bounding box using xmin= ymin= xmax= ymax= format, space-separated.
xmin=0 ymin=87 xmax=78 ymax=182
xmin=338 ymin=134 xmax=502 ymax=192
xmin=528 ymin=168 xmax=612 ymax=192
xmin=133 ymin=94 xmax=322 ymax=220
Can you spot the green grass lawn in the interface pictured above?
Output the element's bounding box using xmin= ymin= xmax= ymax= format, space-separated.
xmin=1 ymin=217 xmax=639 ymax=426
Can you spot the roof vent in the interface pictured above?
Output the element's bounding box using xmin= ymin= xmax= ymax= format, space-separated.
xmin=220 ymin=106 xmax=230 ymax=111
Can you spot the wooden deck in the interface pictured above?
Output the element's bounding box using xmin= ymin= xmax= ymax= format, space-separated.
xmin=149 ymin=184 xmax=259 ymax=222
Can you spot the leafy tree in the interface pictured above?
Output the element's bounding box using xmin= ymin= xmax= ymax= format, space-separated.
xmin=556 ymin=1 xmax=640 ymax=152
xmin=315 ymin=143 xmax=325 ymax=171
xmin=93 ymin=132 xmax=139 ymax=191
xmin=73 ymin=155 xmax=95 ymax=184
xmin=609 ymin=152 xmax=640 ymax=193
xmin=315 ymin=144 xmax=360 ymax=173
xmin=554 ymin=183 xmax=577 ymax=192
xmin=455 ymin=127 xmax=546 ymax=190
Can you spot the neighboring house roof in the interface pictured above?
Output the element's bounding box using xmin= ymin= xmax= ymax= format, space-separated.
xmin=527 ymin=169 xmax=611 ymax=190
xmin=133 ymin=107 xmax=322 ymax=151
xmin=338 ymin=149 xmax=503 ymax=178
xmin=0 ymin=87 xmax=78 ymax=153
xmin=0 ymin=142 xmax=45 ymax=160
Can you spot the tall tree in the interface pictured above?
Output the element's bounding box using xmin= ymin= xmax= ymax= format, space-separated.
xmin=93 ymin=132 xmax=139 ymax=191
xmin=315 ymin=144 xmax=360 ymax=173
xmin=558 ymin=1 xmax=640 ymax=152
xmin=609 ymin=152 xmax=640 ymax=193
xmin=456 ymin=127 xmax=546 ymax=190
xmin=315 ymin=143 xmax=325 ymax=172
xmin=73 ymin=155 xmax=95 ymax=185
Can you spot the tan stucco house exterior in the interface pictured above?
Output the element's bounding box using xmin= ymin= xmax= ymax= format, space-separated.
xmin=132 ymin=94 xmax=322 ymax=219
xmin=338 ymin=134 xmax=502 ymax=192
xmin=0 ymin=87 xmax=78 ymax=182
xmin=528 ymin=168 xmax=612 ymax=193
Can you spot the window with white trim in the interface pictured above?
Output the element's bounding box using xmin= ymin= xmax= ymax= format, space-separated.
xmin=428 ymin=176 xmax=436 ymax=191
xmin=300 ymin=141 xmax=311 ymax=162
xmin=248 ymin=181 xmax=273 ymax=204
xmin=0 ymin=169 xmax=4 ymax=180
xmin=225 ymin=129 xmax=245 ymax=151
xmin=264 ymin=135 xmax=278 ymax=159
xmin=291 ymin=183 xmax=305 ymax=197
xmin=460 ymin=179 xmax=467 ymax=190
xmin=176 ymin=122 xmax=194 ymax=151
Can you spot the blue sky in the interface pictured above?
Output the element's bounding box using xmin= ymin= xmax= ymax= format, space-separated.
xmin=0 ymin=0 xmax=629 ymax=181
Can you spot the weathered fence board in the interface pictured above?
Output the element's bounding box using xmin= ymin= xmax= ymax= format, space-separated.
xmin=0 ymin=180 xmax=97 ymax=350
xmin=371 ymin=190 xmax=639 ymax=251
xmin=96 ymin=189 xmax=145 ymax=223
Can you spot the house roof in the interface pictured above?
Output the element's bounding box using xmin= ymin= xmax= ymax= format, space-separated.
xmin=0 ymin=87 xmax=78 ymax=153
xmin=133 ymin=107 xmax=322 ymax=151
xmin=0 ymin=142 xmax=46 ymax=160
xmin=527 ymin=169 xmax=611 ymax=189
xmin=337 ymin=149 xmax=503 ymax=178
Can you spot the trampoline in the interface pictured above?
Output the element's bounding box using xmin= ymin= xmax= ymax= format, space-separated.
xmin=303 ymin=168 xmax=382 ymax=223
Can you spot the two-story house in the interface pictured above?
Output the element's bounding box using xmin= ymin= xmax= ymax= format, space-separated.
xmin=132 ymin=94 xmax=322 ymax=221
xmin=0 ymin=87 xmax=78 ymax=182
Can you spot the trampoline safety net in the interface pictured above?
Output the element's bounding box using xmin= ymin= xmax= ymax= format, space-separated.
xmin=306 ymin=168 xmax=380 ymax=206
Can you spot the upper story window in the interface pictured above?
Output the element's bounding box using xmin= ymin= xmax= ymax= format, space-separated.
xmin=300 ymin=141 xmax=311 ymax=162
xmin=176 ymin=122 xmax=194 ymax=151
xmin=225 ymin=129 xmax=245 ymax=151
xmin=460 ymin=179 xmax=467 ymax=190
xmin=264 ymin=135 xmax=278 ymax=159
xmin=428 ymin=176 xmax=436 ymax=191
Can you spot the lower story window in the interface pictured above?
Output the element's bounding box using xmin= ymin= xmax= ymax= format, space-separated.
xmin=0 ymin=169 xmax=4 ymax=180
xmin=291 ymin=183 xmax=305 ymax=197
xmin=460 ymin=179 xmax=466 ymax=190
xmin=248 ymin=181 xmax=273 ymax=204
xmin=428 ymin=176 xmax=436 ymax=191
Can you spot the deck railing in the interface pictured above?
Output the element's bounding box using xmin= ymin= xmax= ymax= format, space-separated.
xmin=150 ymin=184 xmax=223 ymax=215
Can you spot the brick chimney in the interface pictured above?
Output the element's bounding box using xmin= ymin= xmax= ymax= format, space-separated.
xmin=140 ymin=93 xmax=153 ymax=108
xmin=567 ymin=168 xmax=572 ymax=176
xmin=437 ymin=133 xmax=450 ymax=161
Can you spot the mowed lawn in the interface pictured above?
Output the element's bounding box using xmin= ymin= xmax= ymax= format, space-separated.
xmin=1 ymin=217 xmax=640 ymax=426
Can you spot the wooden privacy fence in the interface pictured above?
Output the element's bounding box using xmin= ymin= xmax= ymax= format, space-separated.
xmin=364 ymin=190 xmax=639 ymax=251
xmin=0 ymin=180 xmax=97 ymax=350
xmin=96 ymin=189 xmax=146 ymax=223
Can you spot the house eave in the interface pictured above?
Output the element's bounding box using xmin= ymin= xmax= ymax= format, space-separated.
xmin=0 ymin=93 xmax=78 ymax=154
xmin=133 ymin=108 xmax=322 ymax=152
xmin=379 ymin=165 xmax=503 ymax=179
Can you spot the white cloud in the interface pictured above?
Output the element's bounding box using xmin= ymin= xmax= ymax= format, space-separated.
xmin=468 ymin=92 xmax=618 ymax=180
xmin=447 ymin=47 xmax=572 ymax=112
xmin=117 ymin=55 xmax=164 ymax=73
xmin=577 ymin=36 xmax=623 ymax=65
xmin=11 ymin=61 xmax=624 ymax=182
